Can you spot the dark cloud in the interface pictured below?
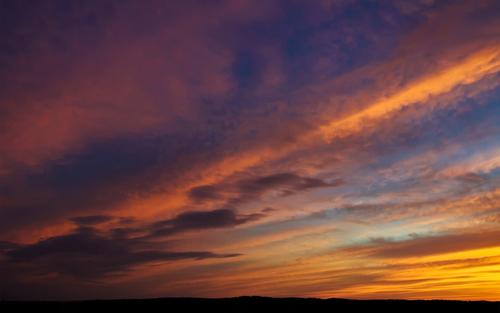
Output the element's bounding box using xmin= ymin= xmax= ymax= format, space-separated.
xmin=0 ymin=209 xmax=254 ymax=279
xmin=188 ymin=185 xmax=220 ymax=202
xmin=262 ymin=207 xmax=276 ymax=213
xmin=0 ymin=240 xmax=20 ymax=252
xmin=1 ymin=226 xmax=240 ymax=280
xmin=188 ymin=172 xmax=343 ymax=204
xmin=70 ymin=215 xmax=114 ymax=226
xmin=239 ymin=172 xmax=334 ymax=194
xmin=0 ymin=207 xmax=259 ymax=281
xmin=149 ymin=209 xmax=266 ymax=238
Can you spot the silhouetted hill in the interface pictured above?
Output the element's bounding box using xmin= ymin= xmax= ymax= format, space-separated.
xmin=2 ymin=296 xmax=499 ymax=312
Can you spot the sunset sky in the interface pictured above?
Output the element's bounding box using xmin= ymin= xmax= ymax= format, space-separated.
xmin=1 ymin=0 xmax=500 ymax=301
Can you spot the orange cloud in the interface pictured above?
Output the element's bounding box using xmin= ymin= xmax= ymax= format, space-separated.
xmin=319 ymin=46 xmax=500 ymax=141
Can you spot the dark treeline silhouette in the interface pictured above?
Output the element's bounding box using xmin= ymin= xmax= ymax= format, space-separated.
xmin=1 ymin=297 xmax=499 ymax=312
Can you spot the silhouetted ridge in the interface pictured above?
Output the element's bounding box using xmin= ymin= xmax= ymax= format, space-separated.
xmin=2 ymin=297 xmax=499 ymax=312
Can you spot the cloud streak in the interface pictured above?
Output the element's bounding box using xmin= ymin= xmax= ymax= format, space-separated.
xmin=1 ymin=224 xmax=240 ymax=280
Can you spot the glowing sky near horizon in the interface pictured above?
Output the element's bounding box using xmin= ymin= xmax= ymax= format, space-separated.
xmin=1 ymin=0 xmax=500 ymax=301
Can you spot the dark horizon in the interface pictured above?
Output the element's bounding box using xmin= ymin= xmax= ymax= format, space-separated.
xmin=3 ymin=296 xmax=500 ymax=313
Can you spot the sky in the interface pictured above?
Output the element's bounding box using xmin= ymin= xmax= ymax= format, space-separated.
xmin=0 ymin=0 xmax=500 ymax=301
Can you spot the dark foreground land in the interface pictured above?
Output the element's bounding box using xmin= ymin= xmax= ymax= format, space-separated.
xmin=2 ymin=296 xmax=500 ymax=312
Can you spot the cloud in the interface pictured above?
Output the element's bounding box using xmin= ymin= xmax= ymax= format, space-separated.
xmin=1 ymin=226 xmax=239 ymax=279
xmin=0 ymin=208 xmax=259 ymax=280
xmin=188 ymin=185 xmax=220 ymax=202
xmin=239 ymin=172 xmax=335 ymax=194
xmin=341 ymin=230 xmax=500 ymax=259
xmin=70 ymin=215 xmax=114 ymax=226
xmin=320 ymin=46 xmax=500 ymax=141
xmin=189 ymin=172 xmax=343 ymax=204
xmin=149 ymin=209 xmax=267 ymax=238
xmin=0 ymin=240 xmax=20 ymax=252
